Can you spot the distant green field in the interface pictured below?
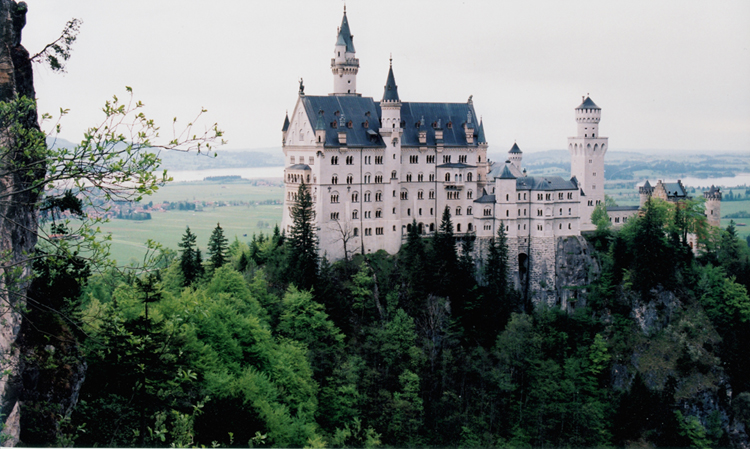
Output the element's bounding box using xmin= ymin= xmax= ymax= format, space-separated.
xmin=720 ymin=200 xmax=750 ymax=239
xmin=95 ymin=181 xmax=748 ymax=265
xmin=99 ymin=181 xmax=284 ymax=265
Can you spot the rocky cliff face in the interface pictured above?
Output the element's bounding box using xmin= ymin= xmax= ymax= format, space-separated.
xmin=554 ymin=235 xmax=600 ymax=311
xmin=0 ymin=1 xmax=45 ymax=445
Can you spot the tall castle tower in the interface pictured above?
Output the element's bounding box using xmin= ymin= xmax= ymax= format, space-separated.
xmin=568 ymin=96 xmax=608 ymax=231
xmin=704 ymin=186 xmax=722 ymax=228
xmin=331 ymin=7 xmax=360 ymax=96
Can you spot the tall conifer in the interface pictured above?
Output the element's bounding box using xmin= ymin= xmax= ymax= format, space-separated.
xmin=287 ymin=180 xmax=319 ymax=290
xmin=207 ymin=222 xmax=229 ymax=269
xmin=430 ymin=206 xmax=458 ymax=297
xmin=178 ymin=226 xmax=199 ymax=286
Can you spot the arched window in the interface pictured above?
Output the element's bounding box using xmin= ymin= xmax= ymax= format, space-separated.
xmin=391 ymin=170 xmax=397 ymax=179
xmin=353 ymin=227 xmax=359 ymax=236
xmin=352 ymin=210 xmax=358 ymax=219
xmin=445 ymin=173 xmax=451 ymax=182
xmin=456 ymin=207 xmax=462 ymax=216
xmin=467 ymin=207 xmax=472 ymax=215
xmin=467 ymin=172 xmax=473 ymax=182
xmin=457 ymin=223 xmax=461 ymax=232
xmin=430 ymin=223 xmax=435 ymax=232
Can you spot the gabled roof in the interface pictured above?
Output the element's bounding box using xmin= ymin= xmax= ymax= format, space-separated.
xmin=382 ymin=63 xmax=400 ymax=102
xmin=516 ymin=176 xmax=578 ymax=191
xmin=436 ymin=162 xmax=475 ymax=169
xmin=336 ymin=10 xmax=355 ymax=53
xmin=301 ymin=96 xmax=385 ymax=148
xmin=474 ymin=194 xmax=496 ymax=204
xmin=509 ymin=142 xmax=522 ymax=154
xmin=378 ymin=102 xmax=480 ymax=147
xmin=662 ymin=181 xmax=687 ymax=198
xmin=282 ymin=113 xmax=290 ymax=132
xmin=497 ymin=165 xmax=517 ymax=179
xmin=576 ymin=96 xmax=600 ymax=110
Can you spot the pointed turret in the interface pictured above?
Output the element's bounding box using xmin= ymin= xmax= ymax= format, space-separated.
xmin=576 ymin=96 xmax=600 ymax=110
xmin=281 ymin=111 xmax=290 ymax=146
xmin=331 ymin=7 xmax=360 ymax=95
xmin=314 ymin=109 xmax=326 ymax=145
xmin=336 ymin=7 xmax=355 ymax=53
xmin=477 ymin=118 xmax=487 ymax=144
xmin=382 ymin=59 xmax=400 ymax=102
xmin=508 ymin=142 xmax=523 ymax=171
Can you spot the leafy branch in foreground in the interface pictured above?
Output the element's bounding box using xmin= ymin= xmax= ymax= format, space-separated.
xmin=0 ymin=90 xmax=223 ymax=319
xmin=30 ymin=17 xmax=82 ymax=73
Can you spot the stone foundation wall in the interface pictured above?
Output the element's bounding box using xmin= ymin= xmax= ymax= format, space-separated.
xmin=471 ymin=234 xmax=599 ymax=310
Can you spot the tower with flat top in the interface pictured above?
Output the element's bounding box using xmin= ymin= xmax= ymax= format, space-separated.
xmin=568 ymin=96 xmax=608 ymax=231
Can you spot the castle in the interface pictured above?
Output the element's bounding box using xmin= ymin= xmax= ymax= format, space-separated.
xmin=281 ymin=9 xmax=721 ymax=303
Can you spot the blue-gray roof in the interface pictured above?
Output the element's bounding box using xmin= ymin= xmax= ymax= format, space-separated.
xmin=437 ymin=162 xmax=475 ymax=169
xmin=576 ymin=96 xmax=600 ymax=110
xmin=301 ymin=96 xmax=385 ymax=148
xmin=382 ymin=65 xmax=399 ymax=102
xmin=282 ymin=113 xmax=290 ymax=132
xmin=498 ymin=165 xmax=516 ymax=179
xmin=315 ymin=110 xmax=326 ymax=130
xmin=515 ymin=176 xmax=577 ymax=191
xmin=288 ymin=164 xmax=311 ymax=170
xmin=377 ymin=102 xmax=480 ymax=147
xmin=608 ymin=205 xmax=639 ymax=211
xmin=477 ymin=119 xmax=487 ymax=144
xmin=662 ymin=181 xmax=687 ymax=198
xmin=474 ymin=194 xmax=496 ymax=204
xmin=509 ymin=142 xmax=522 ymax=154
xmin=337 ymin=11 xmax=355 ymax=53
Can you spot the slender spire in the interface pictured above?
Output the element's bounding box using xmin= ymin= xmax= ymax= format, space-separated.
xmin=282 ymin=111 xmax=290 ymax=132
xmin=382 ymin=59 xmax=400 ymax=102
xmin=477 ymin=118 xmax=486 ymax=144
xmin=336 ymin=7 xmax=355 ymax=53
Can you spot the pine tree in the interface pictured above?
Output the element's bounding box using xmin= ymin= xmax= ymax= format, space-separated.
xmin=430 ymin=206 xmax=458 ymax=297
xmin=287 ymin=181 xmax=319 ymax=290
xmin=400 ymin=219 xmax=427 ymax=304
xmin=195 ymin=247 xmax=205 ymax=279
xmin=632 ymin=198 xmax=673 ymax=297
xmin=207 ymin=222 xmax=229 ymax=270
xmin=178 ymin=226 xmax=199 ymax=286
xmin=485 ymin=221 xmax=510 ymax=299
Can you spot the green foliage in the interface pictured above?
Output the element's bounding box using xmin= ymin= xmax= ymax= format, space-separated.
xmin=207 ymin=222 xmax=229 ymax=270
xmin=178 ymin=226 xmax=200 ymax=286
xmin=286 ymin=181 xmax=319 ymax=290
xmin=429 ymin=206 xmax=458 ymax=298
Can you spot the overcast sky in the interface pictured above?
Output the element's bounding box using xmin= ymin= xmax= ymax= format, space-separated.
xmin=23 ymin=1 xmax=750 ymax=154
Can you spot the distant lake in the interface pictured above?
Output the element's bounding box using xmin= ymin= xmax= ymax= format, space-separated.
xmin=166 ymin=166 xmax=284 ymax=182
xmin=165 ymin=167 xmax=750 ymax=189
